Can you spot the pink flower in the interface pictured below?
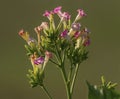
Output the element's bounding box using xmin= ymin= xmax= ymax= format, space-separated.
xmin=19 ymin=29 xmax=25 ymax=36
xmin=74 ymin=9 xmax=86 ymax=22
xmin=74 ymin=31 xmax=81 ymax=38
xmin=53 ymin=6 xmax=62 ymax=17
xmin=45 ymin=51 xmax=52 ymax=59
xmin=60 ymin=29 xmax=69 ymax=38
xmin=34 ymin=26 xmax=43 ymax=34
xmin=61 ymin=12 xmax=71 ymax=21
xmin=71 ymin=23 xmax=81 ymax=31
xmin=40 ymin=22 xmax=49 ymax=30
xmin=83 ymin=38 xmax=90 ymax=46
xmin=43 ymin=10 xmax=51 ymax=17
xmin=43 ymin=10 xmax=53 ymax=20
xmin=53 ymin=6 xmax=62 ymax=14
xmin=77 ymin=9 xmax=86 ymax=17
xmin=34 ymin=56 xmax=44 ymax=65
xmin=68 ymin=23 xmax=81 ymax=37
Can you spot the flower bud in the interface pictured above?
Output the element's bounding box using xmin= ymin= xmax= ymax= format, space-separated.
xmin=83 ymin=37 xmax=90 ymax=46
xmin=40 ymin=22 xmax=49 ymax=30
xmin=18 ymin=29 xmax=30 ymax=41
xmin=34 ymin=26 xmax=43 ymax=34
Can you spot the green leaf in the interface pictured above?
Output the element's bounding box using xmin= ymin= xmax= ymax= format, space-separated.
xmin=87 ymin=77 xmax=120 ymax=99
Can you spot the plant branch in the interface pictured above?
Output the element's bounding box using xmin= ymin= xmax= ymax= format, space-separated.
xmin=60 ymin=66 xmax=72 ymax=99
xmin=41 ymin=84 xmax=53 ymax=99
xmin=49 ymin=59 xmax=60 ymax=66
xmin=70 ymin=63 xmax=80 ymax=95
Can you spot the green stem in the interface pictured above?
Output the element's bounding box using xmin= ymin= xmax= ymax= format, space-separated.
xmin=70 ymin=63 xmax=80 ymax=95
xmin=54 ymin=41 xmax=62 ymax=63
xmin=41 ymin=85 xmax=53 ymax=99
xmin=68 ymin=66 xmax=73 ymax=83
xmin=49 ymin=59 xmax=60 ymax=66
xmin=60 ymin=67 xmax=72 ymax=99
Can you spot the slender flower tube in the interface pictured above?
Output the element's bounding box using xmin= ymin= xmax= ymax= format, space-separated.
xmin=34 ymin=26 xmax=43 ymax=47
xmin=53 ymin=6 xmax=62 ymax=17
xmin=43 ymin=51 xmax=52 ymax=70
xmin=74 ymin=9 xmax=86 ymax=23
xmin=43 ymin=10 xmax=55 ymax=32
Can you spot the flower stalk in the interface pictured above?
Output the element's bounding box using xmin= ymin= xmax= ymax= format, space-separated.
xmin=41 ymin=84 xmax=53 ymax=99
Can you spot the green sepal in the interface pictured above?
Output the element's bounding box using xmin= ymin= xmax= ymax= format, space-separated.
xmin=24 ymin=44 xmax=40 ymax=57
xmin=24 ymin=45 xmax=34 ymax=56
xmin=27 ymin=69 xmax=44 ymax=88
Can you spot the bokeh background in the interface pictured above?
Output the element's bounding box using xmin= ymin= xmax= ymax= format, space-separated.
xmin=0 ymin=0 xmax=120 ymax=99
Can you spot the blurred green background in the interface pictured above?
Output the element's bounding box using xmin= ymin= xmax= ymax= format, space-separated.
xmin=0 ymin=0 xmax=120 ymax=99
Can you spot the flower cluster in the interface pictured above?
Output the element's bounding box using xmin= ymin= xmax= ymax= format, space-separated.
xmin=19 ymin=6 xmax=90 ymax=95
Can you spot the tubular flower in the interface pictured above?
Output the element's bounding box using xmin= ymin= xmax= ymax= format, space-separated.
xmin=40 ymin=22 xmax=49 ymax=30
xmin=34 ymin=26 xmax=43 ymax=34
xmin=43 ymin=10 xmax=54 ymax=20
xmin=43 ymin=51 xmax=52 ymax=70
xmin=53 ymin=6 xmax=62 ymax=17
xmin=61 ymin=12 xmax=71 ymax=21
xmin=74 ymin=9 xmax=86 ymax=22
